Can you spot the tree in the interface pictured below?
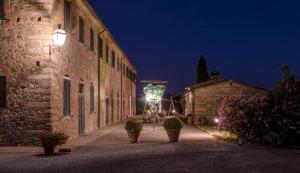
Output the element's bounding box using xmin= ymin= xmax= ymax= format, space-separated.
xmin=196 ymin=56 xmax=209 ymax=83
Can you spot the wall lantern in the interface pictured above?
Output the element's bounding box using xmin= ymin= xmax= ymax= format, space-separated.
xmin=52 ymin=24 xmax=67 ymax=47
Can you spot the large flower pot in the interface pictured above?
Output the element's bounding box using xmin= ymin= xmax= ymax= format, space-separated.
xmin=42 ymin=143 xmax=56 ymax=155
xmin=127 ymin=130 xmax=140 ymax=143
xmin=166 ymin=129 xmax=181 ymax=142
xmin=187 ymin=116 xmax=193 ymax=126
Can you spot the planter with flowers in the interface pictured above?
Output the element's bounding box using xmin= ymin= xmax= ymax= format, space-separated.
xmin=125 ymin=120 xmax=143 ymax=143
xmin=36 ymin=132 xmax=68 ymax=155
xmin=163 ymin=117 xmax=183 ymax=142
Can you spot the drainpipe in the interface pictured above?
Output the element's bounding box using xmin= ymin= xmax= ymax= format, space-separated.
xmin=120 ymin=58 xmax=123 ymax=120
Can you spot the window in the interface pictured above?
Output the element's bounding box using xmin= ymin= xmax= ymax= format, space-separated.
xmin=90 ymin=83 xmax=94 ymax=113
xmin=123 ymin=64 xmax=125 ymax=76
xmin=79 ymin=16 xmax=84 ymax=43
xmin=112 ymin=51 xmax=115 ymax=68
xmin=98 ymin=35 xmax=103 ymax=58
xmin=117 ymin=58 xmax=119 ymax=71
xmin=106 ymin=46 xmax=109 ymax=63
xmin=0 ymin=0 xmax=4 ymax=18
xmin=0 ymin=76 xmax=6 ymax=108
xmin=64 ymin=0 xmax=71 ymax=31
xmin=63 ymin=78 xmax=71 ymax=116
xmin=90 ymin=28 xmax=94 ymax=51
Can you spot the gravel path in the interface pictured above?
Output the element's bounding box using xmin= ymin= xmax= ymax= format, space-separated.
xmin=0 ymin=123 xmax=299 ymax=173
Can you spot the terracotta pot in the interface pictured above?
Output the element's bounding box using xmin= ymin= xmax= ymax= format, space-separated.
xmin=166 ymin=129 xmax=181 ymax=142
xmin=187 ymin=116 xmax=193 ymax=126
xmin=42 ymin=143 xmax=56 ymax=155
xmin=127 ymin=130 xmax=140 ymax=143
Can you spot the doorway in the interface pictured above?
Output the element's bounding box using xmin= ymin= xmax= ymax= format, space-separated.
xmin=79 ymin=83 xmax=85 ymax=135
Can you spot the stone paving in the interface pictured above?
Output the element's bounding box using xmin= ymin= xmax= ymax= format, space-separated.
xmin=0 ymin=123 xmax=300 ymax=173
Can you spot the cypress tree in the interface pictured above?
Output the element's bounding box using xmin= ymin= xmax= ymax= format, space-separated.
xmin=196 ymin=56 xmax=209 ymax=83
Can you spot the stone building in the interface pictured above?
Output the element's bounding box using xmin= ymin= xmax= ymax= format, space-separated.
xmin=0 ymin=0 xmax=137 ymax=146
xmin=185 ymin=79 xmax=267 ymax=125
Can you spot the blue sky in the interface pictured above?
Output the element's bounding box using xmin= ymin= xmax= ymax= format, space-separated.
xmin=89 ymin=0 xmax=300 ymax=94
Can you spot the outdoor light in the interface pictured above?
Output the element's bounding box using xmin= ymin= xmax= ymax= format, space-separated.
xmin=52 ymin=24 xmax=66 ymax=47
xmin=172 ymin=109 xmax=176 ymax=114
xmin=214 ymin=118 xmax=220 ymax=124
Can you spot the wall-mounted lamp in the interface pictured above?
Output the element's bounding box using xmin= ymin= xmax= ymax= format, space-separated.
xmin=53 ymin=24 xmax=66 ymax=46
xmin=49 ymin=24 xmax=67 ymax=55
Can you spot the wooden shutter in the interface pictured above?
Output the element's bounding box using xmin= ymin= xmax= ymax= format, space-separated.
xmin=90 ymin=84 xmax=94 ymax=112
xmin=90 ymin=28 xmax=94 ymax=51
xmin=112 ymin=51 xmax=115 ymax=68
xmin=98 ymin=36 xmax=103 ymax=58
xmin=63 ymin=78 xmax=71 ymax=116
xmin=0 ymin=76 xmax=6 ymax=108
xmin=64 ymin=0 xmax=71 ymax=31
xmin=79 ymin=16 xmax=84 ymax=43
xmin=106 ymin=46 xmax=109 ymax=63
xmin=0 ymin=0 xmax=4 ymax=18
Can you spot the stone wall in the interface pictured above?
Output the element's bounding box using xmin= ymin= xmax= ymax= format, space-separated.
xmin=0 ymin=0 xmax=53 ymax=145
xmin=0 ymin=0 xmax=137 ymax=145
xmin=185 ymin=81 xmax=267 ymax=125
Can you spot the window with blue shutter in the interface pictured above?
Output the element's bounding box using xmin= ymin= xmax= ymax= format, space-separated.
xmin=0 ymin=0 xmax=4 ymax=18
xmin=90 ymin=83 xmax=94 ymax=113
xmin=90 ymin=28 xmax=94 ymax=51
xmin=106 ymin=46 xmax=109 ymax=63
xmin=0 ymin=76 xmax=6 ymax=108
xmin=63 ymin=78 xmax=71 ymax=116
xmin=64 ymin=0 xmax=71 ymax=31
xmin=79 ymin=16 xmax=84 ymax=43
xmin=98 ymin=36 xmax=103 ymax=58
xmin=112 ymin=51 xmax=115 ymax=68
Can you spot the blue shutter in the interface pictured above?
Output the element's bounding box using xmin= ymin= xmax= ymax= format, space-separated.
xmin=98 ymin=36 xmax=103 ymax=58
xmin=0 ymin=0 xmax=4 ymax=18
xmin=90 ymin=84 xmax=94 ymax=112
xmin=79 ymin=16 xmax=84 ymax=43
xmin=0 ymin=76 xmax=6 ymax=108
xmin=90 ymin=28 xmax=94 ymax=51
xmin=63 ymin=79 xmax=71 ymax=116
xmin=64 ymin=0 xmax=71 ymax=31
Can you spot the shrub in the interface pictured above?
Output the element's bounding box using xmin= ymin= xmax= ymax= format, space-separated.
xmin=218 ymin=92 xmax=269 ymax=144
xmin=163 ymin=117 xmax=183 ymax=130
xmin=218 ymin=66 xmax=300 ymax=147
xmin=268 ymin=66 xmax=300 ymax=146
xmin=125 ymin=120 xmax=143 ymax=132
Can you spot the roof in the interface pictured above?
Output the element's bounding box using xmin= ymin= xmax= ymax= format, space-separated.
xmin=186 ymin=79 xmax=268 ymax=91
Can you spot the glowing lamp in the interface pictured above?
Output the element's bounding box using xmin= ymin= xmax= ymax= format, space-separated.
xmin=214 ymin=118 xmax=219 ymax=124
xmin=52 ymin=25 xmax=66 ymax=47
xmin=172 ymin=109 xmax=176 ymax=114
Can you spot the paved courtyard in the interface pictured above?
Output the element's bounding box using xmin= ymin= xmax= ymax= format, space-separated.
xmin=0 ymin=123 xmax=299 ymax=173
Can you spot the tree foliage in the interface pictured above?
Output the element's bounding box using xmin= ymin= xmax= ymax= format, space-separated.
xmin=196 ymin=56 xmax=209 ymax=83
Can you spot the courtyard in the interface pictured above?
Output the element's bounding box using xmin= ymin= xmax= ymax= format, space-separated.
xmin=0 ymin=123 xmax=299 ymax=173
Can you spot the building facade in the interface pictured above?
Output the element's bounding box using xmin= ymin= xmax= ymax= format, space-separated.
xmin=0 ymin=0 xmax=137 ymax=146
xmin=185 ymin=79 xmax=267 ymax=125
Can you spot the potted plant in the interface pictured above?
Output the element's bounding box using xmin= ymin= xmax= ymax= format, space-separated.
xmin=163 ymin=117 xmax=183 ymax=142
xmin=36 ymin=132 xmax=68 ymax=155
xmin=125 ymin=119 xmax=143 ymax=143
xmin=187 ymin=114 xmax=194 ymax=126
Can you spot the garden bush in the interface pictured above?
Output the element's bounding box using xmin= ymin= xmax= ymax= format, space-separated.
xmin=218 ymin=66 xmax=300 ymax=147
xmin=163 ymin=117 xmax=183 ymax=130
xmin=125 ymin=119 xmax=143 ymax=132
xmin=218 ymin=92 xmax=269 ymax=144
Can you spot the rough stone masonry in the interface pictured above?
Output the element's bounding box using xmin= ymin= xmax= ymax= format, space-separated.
xmin=0 ymin=0 xmax=137 ymax=146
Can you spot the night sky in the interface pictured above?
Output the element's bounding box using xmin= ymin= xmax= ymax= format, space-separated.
xmin=89 ymin=0 xmax=300 ymax=94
